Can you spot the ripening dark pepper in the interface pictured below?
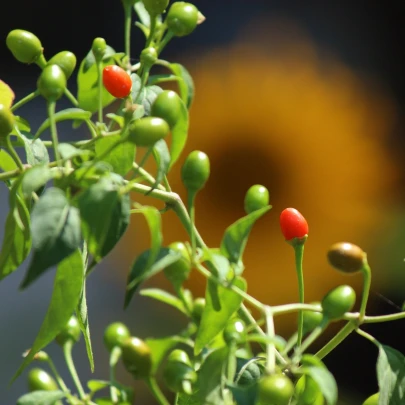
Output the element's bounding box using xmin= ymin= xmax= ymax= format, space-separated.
xmin=327 ymin=242 xmax=366 ymax=274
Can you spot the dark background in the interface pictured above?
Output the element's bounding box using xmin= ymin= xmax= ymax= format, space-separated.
xmin=1 ymin=1 xmax=405 ymax=404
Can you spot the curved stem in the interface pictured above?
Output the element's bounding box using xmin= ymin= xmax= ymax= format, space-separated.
xmin=46 ymin=356 xmax=69 ymax=393
xmin=63 ymin=340 xmax=86 ymax=399
xmin=356 ymin=328 xmax=379 ymax=346
xmin=96 ymin=61 xmax=103 ymax=124
xmin=187 ymin=192 xmax=197 ymax=260
xmin=363 ymin=311 xmax=405 ymax=323
xmin=10 ymin=90 xmax=39 ymax=112
xmin=315 ymin=321 xmax=356 ymax=360
xmin=294 ymin=243 xmax=305 ymax=348
xmin=5 ymin=135 xmax=24 ymax=171
xmin=47 ymin=101 xmax=61 ymax=164
xmin=124 ymin=4 xmax=132 ymax=71
xmin=145 ymin=15 xmax=157 ymax=48
xmin=145 ymin=376 xmax=170 ymax=405
xmin=157 ymin=30 xmax=174 ymax=53
xmin=109 ymin=346 xmax=122 ymax=404
xmin=359 ymin=261 xmax=372 ymax=322
xmin=64 ymin=88 xmax=79 ymax=107
xmin=265 ymin=306 xmax=276 ymax=374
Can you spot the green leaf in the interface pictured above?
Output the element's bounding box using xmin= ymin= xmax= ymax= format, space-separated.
xmin=83 ymin=45 xmax=116 ymax=73
xmin=0 ymin=79 xmax=15 ymax=107
xmin=134 ymin=1 xmax=150 ymax=27
xmin=12 ymin=250 xmax=84 ymax=382
xmin=34 ymin=108 xmax=92 ymax=138
xmin=169 ymin=97 xmax=189 ymax=168
xmin=95 ymin=135 xmax=135 ymax=177
xmin=198 ymin=347 xmax=229 ymax=405
xmin=228 ymin=384 xmax=257 ymax=405
xmin=106 ymin=113 xmax=125 ymax=128
xmin=76 ymin=260 xmax=94 ymax=372
xmin=246 ymin=334 xmax=286 ymax=350
xmin=145 ymin=335 xmax=184 ymax=374
xmin=21 ymin=165 xmax=54 ymax=199
xmin=301 ymin=354 xmax=338 ymax=405
xmin=78 ymin=176 xmax=130 ymax=260
xmin=20 ymin=133 xmax=49 ymax=166
xmin=58 ymin=143 xmax=93 ymax=161
xmin=220 ymin=206 xmax=271 ymax=273
xmin=140 ymin=288 xmax=187 ymax=314
xmin=17 ymin=390 xmax=66 ymax=405
xmin=88 ymin=379 xmax=110 ymax=393
xmin=152 ymin=139 xmax=170 ymax=190
xmin=377 ymin=344 xmax=405 ymax=405
xmin=21 ymin=188 xmax=81 ymax=288
xmin=0 ymin=190 xmax=31 ymax=280
xmin=13 ymin=116 xmax=31 ymax=134
xmin=194 ymin=277 xmax=247 ymax=355
xmin=77 ymin=51 xmax=115 ymax=112
xmin=168 ymin=63 xmax=195 ymax=109
xmin=178 ymin=392 xmax=201 ymax=405
xmin=131 ymin=74 xmax=163 ymax=114
xmin=125 ymin=248 xmax=181 ymax=308
xmin=0 ymin=149 xmax=18 ymax=172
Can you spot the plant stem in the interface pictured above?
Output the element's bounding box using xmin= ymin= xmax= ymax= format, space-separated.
xmin=356 ymin=327 xmax=379 ymax=346
xmin=294 ymin=243 xmax=305 ymax=348
xmin=265 ymin=306 xmax=276 ymax=373
xmin=315 ymin=321 xmax=356 ymax=360
xmin=132 ymin=162 xmax=166 ymax=190
xmin=109 ymin=346 xmax=122 ymax=404
xmin=96 ymin=61 xmax=103 ymax=124
xmin=47 ymin=101 xmax=61 ymax=163
xmin=64 ymin=89 xmax=79 ymax=107
xmin=63 ymin=340 xmax=86 ymax=399
xmin=158 ymin=30 xmax=174 ymax=53
xmin=145 ymin=15 xmax=157 ymax=48
xmin=5 ymin=135 xmax=24 ymax=170
xmin=124 ymin=4 xmax=132 ymax=71
xmin=359 ymin=261 xmax=372 ymax=322
xmin=187 ymin=192 xmax=197 ymax=260
xmin=363 ymin=312 xmax=405 ymax=323
xmin=46 ymin=356 xmax=69 ymax=393
xmin=145 ymin=376 xmax=170 ymax=405
xmin=10 ymin=90 xmax=39 ymax=112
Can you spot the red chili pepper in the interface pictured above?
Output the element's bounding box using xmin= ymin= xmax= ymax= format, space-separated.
xmin=279 ymin=208 xmax=308 ymax=241
xmin=102 ymin=65 xmax=132 ymax=98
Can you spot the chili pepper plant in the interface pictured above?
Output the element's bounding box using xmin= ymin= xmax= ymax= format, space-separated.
xmin=0 ymin=1 xmax=404 ymax=404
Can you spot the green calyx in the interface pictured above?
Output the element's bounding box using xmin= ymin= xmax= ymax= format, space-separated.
xmin=27 ymin=368 xmax=58 ymax=392
xmin=127 ymin=116 xmax=170 ymax=147
xmin=244 ymin=184 xmax=270 ymax=214
xmin=55 ymin=315 xmax=81 ymax=346
xmin=140 ymin=47 xmax=158 ymax=68
xmin=164 ymin=242 xmax=191 ymax=287
xmin=6 ymin=29 xmax=43 ymax=64
xmin=151 ymin=90 xmax=182 ymax=129
xmin=166 ymin=2 xmax=199 ymax=37
xmin=0 ymin=104 xmax=15 ymax=138
xmin=181 ymin=150 xmax=210 ymax=192
xmin=37 ymin=64 xmax=67 ymax=102
xmin=47 ymin=51 xmax=77 ymax=79
xmin=104 ymin=322 xmax=131 ymax=352
xmin=92 ymin=37 xmax=107 ymax=62
xmin=321 ymin=285 xmax=356 ymax=321
xmin=143 ymin=0 xmax=170 ymax=15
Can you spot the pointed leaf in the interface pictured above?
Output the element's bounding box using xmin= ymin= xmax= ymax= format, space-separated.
xmin=58 ymin=143 xmax=92 ymax=161
xmin=152 ymin=139 xmax=170 ymax=190
xmin=134 ymin=1 xmax=150 ymax=27
xmin=12 ymin=250 xmax=84 ymax=382
xmin=78 ymin=176 xmax=130 ymax=260
xmin=95 ymin=135 xmax=135 ymax=176
xmin=140 ymin=288 xmax=187 ymax=314
xmin=35 ymin=108 xmax=92 ymax=138
xmin=0 ymin=79 xmax=15 ymax=107
xmin=0 ymin=191 xmax=31 ymax=280
xmin=228 ymin=384 xmax=258 ymax=405
xmin=20 ymin=133 xmax=49 ymax=166
xmin=377 ymin=344 xmax=405 ymax=405
xmin=21 ymin=188 xmax=81 ymax=288
xmin=0 ymin=149 xmax=18 ymax=172
xmin=17 ymin=390 xmax=66 ymax=405
xmin=125 ymin=248 xmax=181 ymax=308
xmin=131 ymin=74 xmax=163 ymax=114
xmin=220 ymin=206 xmax=271 ymax=272
xmin=21 ymin=165 xmax=53 ymax=199
xmin=168 ymin=63 xmax=195 ymax=108
xmin=169 ymin=97 xmax=189 ymax=168
xmin=195 ymin=277 xmax=247 ymax=355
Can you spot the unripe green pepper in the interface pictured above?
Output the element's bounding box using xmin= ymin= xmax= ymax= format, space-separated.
xmin=47 ymin=51 xmax=77 ymax=79
xmin=143 ymin=0 xmax=169 ymax=15
xmin=223 ymin=319 xmax=246 ymax=345
xmin=321 ymin=285 xmax=356 ymax=321
xmin=55 ymin=315 xmax=81 ymax=346
xmin=362 ymin=393 xmax=379 ymax=405
xmin=28 ymin=368 xmax=58 ymax=392
xmin=127 ymin=117 xmax=170 ymax=147
xmin=163 ymin=349 xmax=197 ymax=394
xmin=6 ymin=29 xmax=43 ymax=64
xmin=121 ymin=336 xmax=152 ymax=379
xmin=191 ymin=297 xmax=205 ymax=322
xmin=166 ymin=2 xmax=199 ymax=37
xmin=258 ymin=374 xmax=294 ymax=405
xmin=327 ymin=242 xmax=366 ymax=274
xmin=104 ymin=322 xmax=131 ymax=352
xmin=164 ymin=242 xmax=191 ymax=287
xmin=0 ymin=104 xmax=15 ymax=138
xmin=181 ymin=150 xmax=210 ymax=192
xmin=37 ymin=64 xmax=67 ymax=102
xmin=302 ymin=302 xmax=323 ymax=334
xmin=151 ymin=90 xmax=182 ymax=129
xmin=244 ymin=184 xmax=269 ymax=214
xmin=92 ymin=37 xmax=107 ymax=62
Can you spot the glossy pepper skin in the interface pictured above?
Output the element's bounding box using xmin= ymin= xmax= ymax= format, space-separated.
xmin=127 ymin=116 xmax=170 ymax=147
xmin=151 ymin=90 xmax=182 ymax=129
xmin=327 ymin=242 xmax=366 ymax=274
xmin=55 ymin=315 xmax=81 ymax=346
xmin=258 ymin=374 xmax=294 ymax=405
xmin=0 ymin=104 xmax=15 ymax=138
xmin=102 ymin=65 xmax=132 ymax=98
xmin=166 ymin=2 xmax=199 ymax=37
xmin=47 ymin=51 xmax=77 ymax=79
xmin=181 ymin=150 xmax=210 ymax=192
xmin=6 ymin=29 xmax=43 ymax=64
xmin=121 ymin=336 xmax=152 ymax=379
xmin=244 ymin=184 xmax=269 ymax=214
xmin=279 ymin=208 xmax=308 ymax=241
xmin=164 ymin=242 xmax=191 ymax=287
xmin=321 ymin=285 xmax=356 ymax=321
xmin=37 ymin=64 xmax=67 ymax=102
xmin=104 ymin=322 xmax=131 ymax=352
xmin=27 ymin=368 xmax=58 ymax=392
